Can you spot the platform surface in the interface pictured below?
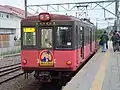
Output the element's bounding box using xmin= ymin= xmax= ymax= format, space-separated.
xmin=63 ymin=41 xmax=120 ymax=90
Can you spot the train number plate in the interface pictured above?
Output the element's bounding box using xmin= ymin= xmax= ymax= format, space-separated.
xmin=40 ymin=61 xmax=54 ymax=66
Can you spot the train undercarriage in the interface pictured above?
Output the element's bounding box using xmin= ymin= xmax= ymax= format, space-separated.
xmin=33 ymin=70 xmax=73 ymax=85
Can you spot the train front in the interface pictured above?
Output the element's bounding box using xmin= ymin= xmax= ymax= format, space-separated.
xmin=21 ymin=13 xmax=77 ymax=83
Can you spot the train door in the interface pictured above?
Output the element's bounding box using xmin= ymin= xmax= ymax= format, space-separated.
xmin=90 ymin=28 xmax=92 ymax=53
xmin=95 ymin=28 xmax=97 ymax=48
xmin=38 ymin=27 xmax=54 ymax=67
xmin=80 ymin=27 xmax=84 ymax=59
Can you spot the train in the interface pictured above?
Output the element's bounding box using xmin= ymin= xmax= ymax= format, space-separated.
xmin=21 ymin=12 xmax=97 ymax=84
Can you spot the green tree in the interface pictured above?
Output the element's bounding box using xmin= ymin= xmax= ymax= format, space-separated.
xmin=96 ymin=29 xmax=104 ymax=40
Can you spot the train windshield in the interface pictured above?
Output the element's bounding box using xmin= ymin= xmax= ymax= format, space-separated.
xmin=56 ymin=26 xmax=72 ymax=48
xmin=41 ymin=28 xmax=52 ymax=48
xmin=23 ymin=27 xmax=36 ymax=46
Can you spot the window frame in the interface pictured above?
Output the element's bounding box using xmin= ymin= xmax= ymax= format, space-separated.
xmin=55 ymin=25 xmax=73 ymax=49
xmin=21 ymin=26 xmax=37 ymax=49
xmin=76 ymin=26 xmax=79 ymax=47
xmin=39 ymin=27 xmax=53 ymax=49
xmin=79 ymin=26 xmax=83 ymax=47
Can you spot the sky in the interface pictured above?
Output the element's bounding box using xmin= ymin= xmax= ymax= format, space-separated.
xmin=0 ymin=0 xmax=116 ymax=28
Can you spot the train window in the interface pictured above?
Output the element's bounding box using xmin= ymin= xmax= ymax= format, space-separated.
xmin=93 ymin=29 xmax=95 ymax=41
xmin=56 ymin=26 xmax=72 ymax=48
xmin=84 ymin=27 xmax=87 ymax=44
xmin=41 ymin=29 xmax=52 ymax=48
xmin=89 ymin=28 xmax=91 ymax=43
xmin=80 ymin=27 xmax=83 ymax=31
xmin=23 ymin=28 xmax=36 ymax=46
xmin=76 ymin=26 xmax=78 ymax=47
xmin=87 ymin=28 xmax=89 ymax=43
xmin=79 ymin=27 xmax=83 ymax=46
xmin=92 ymin=29 xmax=94 ymax=41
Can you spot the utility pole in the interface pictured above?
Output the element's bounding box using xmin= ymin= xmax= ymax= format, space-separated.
xmin=25 ymin=0 xmax=27 ymax=18
xmin=115 ymin=0 xmax=119 ymax=31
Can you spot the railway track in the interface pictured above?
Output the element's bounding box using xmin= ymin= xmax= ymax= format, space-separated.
xmin=0 ymin=63 xmax=20 ymax=69
xmin=38 ymin=48 xmax=99 ymax=90
xmin=0 ymin=63 xmax=24 ymax=84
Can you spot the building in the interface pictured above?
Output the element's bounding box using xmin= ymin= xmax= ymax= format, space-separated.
xmin=0 ymin=5 xmax=31 ymax=47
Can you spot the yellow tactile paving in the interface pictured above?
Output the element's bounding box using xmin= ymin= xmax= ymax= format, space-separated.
xmin=90 ymin=50 xmax=110 ymax=90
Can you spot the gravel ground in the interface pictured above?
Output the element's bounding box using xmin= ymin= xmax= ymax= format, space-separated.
xmin=0 ymin=55 xmax=41 ymax=90
xmin=0 ymin=72 xmax=64 ymax=90
xmin=0 ymin=73 xmax=41 ymax=90
xmin=0 ymin=56 xmax=20 ymax=68
xmin=0 ymin=70 xmax=23 ymax=83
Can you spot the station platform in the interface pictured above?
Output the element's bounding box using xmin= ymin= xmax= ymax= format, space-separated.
xmin=63 ymin=41 xmax=120 ymax=90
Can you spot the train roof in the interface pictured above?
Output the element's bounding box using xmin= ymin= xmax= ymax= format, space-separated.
xmin=22 ymin=14 xmax=95 ymax=26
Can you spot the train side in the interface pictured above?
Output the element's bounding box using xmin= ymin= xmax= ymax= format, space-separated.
xmin=21 ymin=13 xmax=97 ymax=83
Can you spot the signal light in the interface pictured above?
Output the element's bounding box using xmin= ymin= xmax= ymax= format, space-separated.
xmin=66 ymin=60 xmax=72 ymax=65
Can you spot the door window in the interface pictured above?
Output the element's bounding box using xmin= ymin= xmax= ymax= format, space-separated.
xmin=41 ymin=28 xmax=52 ymax=48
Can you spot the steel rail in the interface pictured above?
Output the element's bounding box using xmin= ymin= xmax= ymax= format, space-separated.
xmin=0 ymin=63 xmax=20 ymax=69
xmin=0 ymin=67 xmax=21 ymax=77
xmin=0 ymin=72 xmax=24 ymax=84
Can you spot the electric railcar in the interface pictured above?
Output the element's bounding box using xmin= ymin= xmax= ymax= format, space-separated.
xmin=21 ymin=12 xmax=97 ymax=84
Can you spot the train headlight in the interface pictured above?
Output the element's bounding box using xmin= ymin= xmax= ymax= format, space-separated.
xmin=39 ymin=12 xmax=51 ymax=21
xmin=23 ymin=59 xmax=27 ymax=65
xmin=40 ymin=15 xmax=44 ymax=20
xmin=45 ymin=14 xmax=50 ymax=20
xmin=66 ymin=60 xmax=72 ymax=65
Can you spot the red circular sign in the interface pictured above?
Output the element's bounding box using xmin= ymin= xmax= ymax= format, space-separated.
xmin=39 ymin=50 xmax=53 ymax=62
